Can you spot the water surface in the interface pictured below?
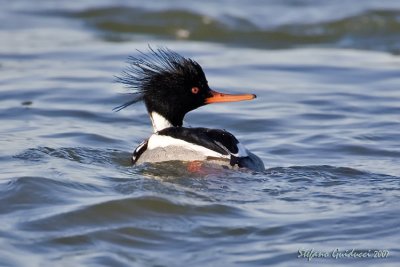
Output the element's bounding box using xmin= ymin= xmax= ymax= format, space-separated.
xmin=1 ymin=1 xmax=400 ymax=266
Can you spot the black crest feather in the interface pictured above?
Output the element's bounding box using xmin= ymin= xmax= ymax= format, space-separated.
xmin=114 ymin=46 xmax=202 ymax=111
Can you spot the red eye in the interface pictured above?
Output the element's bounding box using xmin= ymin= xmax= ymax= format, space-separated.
xmin=191 ymin=87 xmax=200 ymax=94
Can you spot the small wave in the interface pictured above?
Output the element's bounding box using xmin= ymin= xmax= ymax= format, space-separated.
xmin=18 ymin=195 xmax=244 ymax=232
xmin=58 ymin=7 xmax=400 ymax=53
xmin=15 ymin=146 xmax=131 ymax=167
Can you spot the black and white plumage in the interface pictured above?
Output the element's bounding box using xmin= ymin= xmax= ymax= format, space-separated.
xmin=115 ymin=47 xmax=265 ymax=171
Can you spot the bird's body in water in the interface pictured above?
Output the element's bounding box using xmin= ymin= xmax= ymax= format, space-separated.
xmin=115 ymin=47 xmax=265 ymax=172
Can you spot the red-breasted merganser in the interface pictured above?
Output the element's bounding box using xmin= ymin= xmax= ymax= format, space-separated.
xmin=115 ymin=48 xmax=265 ymax=171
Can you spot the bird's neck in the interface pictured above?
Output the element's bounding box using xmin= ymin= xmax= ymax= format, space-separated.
xmin=149 ymin=111 xmax=182 ymax=132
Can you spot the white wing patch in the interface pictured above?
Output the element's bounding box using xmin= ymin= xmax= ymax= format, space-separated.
xmin=135 ymin=140 xmax=147 ymax=152
xmin=214 ymin=141 xmax=248 ymax=158
xmin=234 ymin=142 xmax=249 ymax=157
xmin=132 ymin=139 xmax=148 ymax=162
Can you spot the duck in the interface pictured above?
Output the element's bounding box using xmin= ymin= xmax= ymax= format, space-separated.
xmin=114 ymin=47 xmax=265 ymax=171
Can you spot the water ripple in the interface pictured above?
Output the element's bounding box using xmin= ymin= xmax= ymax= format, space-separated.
xmin=54 ymin=7 xmax=400 ymax=53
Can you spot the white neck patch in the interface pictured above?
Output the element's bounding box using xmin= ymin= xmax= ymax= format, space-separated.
xmin=150 ymin=111 xmax=173 ymax=132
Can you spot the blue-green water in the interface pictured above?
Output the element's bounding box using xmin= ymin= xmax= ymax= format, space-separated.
xmin=1 ymin=1 xmax=400 ymax=266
